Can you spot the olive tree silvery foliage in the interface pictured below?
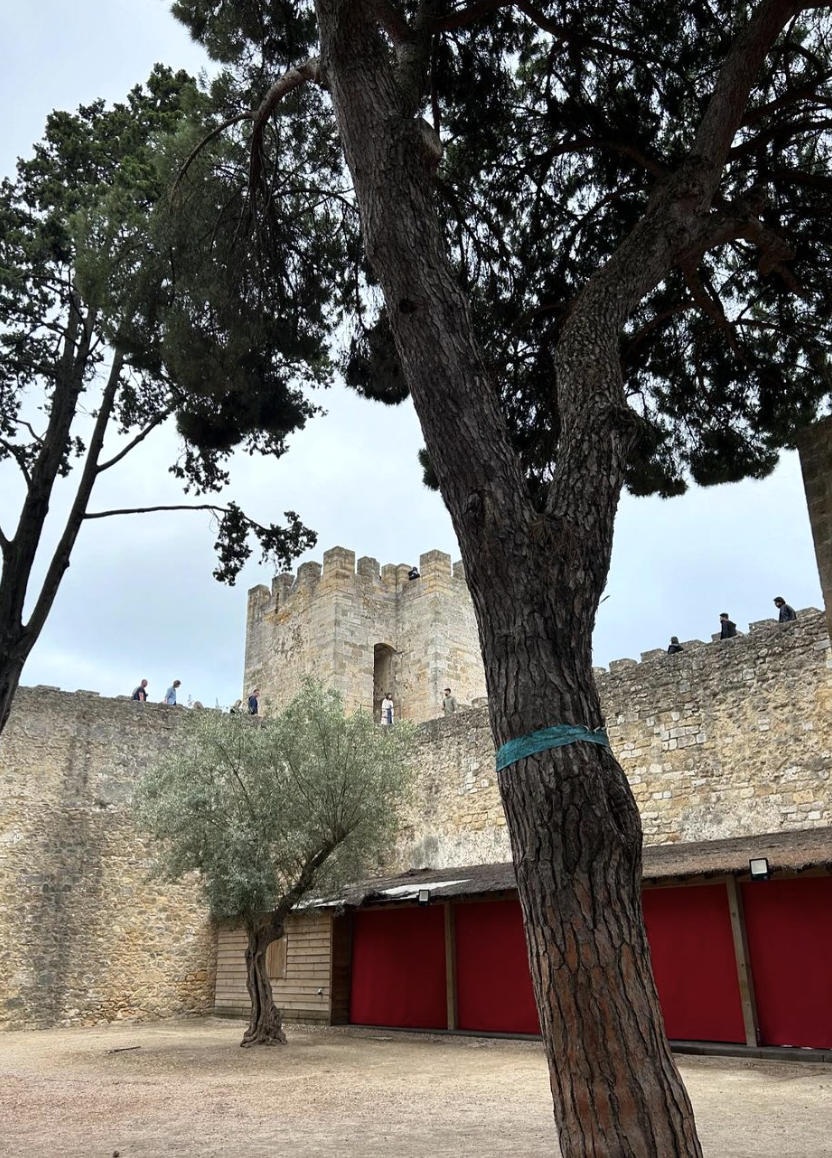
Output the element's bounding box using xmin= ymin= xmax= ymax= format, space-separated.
xmin=134 ymin=680 xmax=412 ymax=1045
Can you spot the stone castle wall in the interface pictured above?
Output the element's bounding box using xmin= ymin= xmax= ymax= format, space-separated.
xmin=399 ymin=610 xmax=832 ymax=870
xmin=0 ymin=688 xmax=215 ymax=1031
xmin=245 ymin=546 xmax=486 ymax=723
xmin=4 ymin=606 xmax=831 ymax=1031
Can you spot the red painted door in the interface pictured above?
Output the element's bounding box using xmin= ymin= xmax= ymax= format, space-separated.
xmin=742 ymin=877 xmax=832 ymax=1048
xmin=643 ymin=884 xmax=745 ymax=1043
xmin=454 ymin=899 xmax=540 ymax=1034
xmin=349 ymin=906 xmax=447 ymax=1029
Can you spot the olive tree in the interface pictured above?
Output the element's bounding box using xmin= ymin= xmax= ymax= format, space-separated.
xmin=134 ymin=682 xmax=412 ymax=1046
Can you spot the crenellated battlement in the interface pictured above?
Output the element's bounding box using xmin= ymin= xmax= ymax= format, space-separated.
xmin=594 ymin=607 xmax=826 ymax=677
xmin=247 ymin=546 xmax=468 ymax=627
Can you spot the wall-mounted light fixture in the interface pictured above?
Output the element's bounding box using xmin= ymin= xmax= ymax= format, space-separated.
xmin=749 ymin=857 xmax=770 ymax=881
xmin=417 ymin=888 xmax=431 ymax=905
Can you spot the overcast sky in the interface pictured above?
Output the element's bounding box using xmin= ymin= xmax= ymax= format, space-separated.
xmin=0 ymin=0 xmax=824 ymax=711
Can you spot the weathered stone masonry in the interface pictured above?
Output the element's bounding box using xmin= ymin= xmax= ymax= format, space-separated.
xmin=398 ymin=610 xmax=832 ymax=871
xmin=3 ymin=602 xmax=830 ymax=1031
xmin=0 ymin=688 xmax=214 ymax=1031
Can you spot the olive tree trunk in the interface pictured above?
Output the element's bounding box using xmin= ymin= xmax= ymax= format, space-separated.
xmin=242 ymin=921 xmax=287 ymax=1047
xmin=314 ymin=0 xmax=795 ymax=1151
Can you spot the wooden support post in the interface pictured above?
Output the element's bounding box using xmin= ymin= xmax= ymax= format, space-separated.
xmin=444 ymin=901 xmax=457 ymax=1031
xmin=726 ymin=876 xmax=760 ymax=1048
xmin=329 ymin=910 xmax=353 ymax=1026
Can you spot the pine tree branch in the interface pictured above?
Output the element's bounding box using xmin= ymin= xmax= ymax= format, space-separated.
xmin=14 ymin=419 xmax=44 ymax=445
xmin=431 ymin=0 xmax=505 ymax=32
xmin=692 ymin=0 xmax=819 ymax=190
xmin=0 ymin=438 xmax=32 ymax=486
xmin=83 ymin=503 xmax=238 ymax=521
xmin=249 ymin=57 xmax=323 ymax=195
xmin=541 ymin=135 xmax=668 ymax=177
xmin=173 ymin=112 xmax=252 ymax=195
xmin=431 ymin=0 xmax=666 ymax=64
xmin=742 ymin=69 xmax=832 ymax=124
xmin=96 ymin=405 xmax=178 ymax=473
xmin=728 ymin=115 xmax=832 ymax=159
xmin=367 ymin=0 xmax=414 ymax=43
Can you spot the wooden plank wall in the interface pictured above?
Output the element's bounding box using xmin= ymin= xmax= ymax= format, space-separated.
xmin=214 ymin=911 xmax=334 ymax=1021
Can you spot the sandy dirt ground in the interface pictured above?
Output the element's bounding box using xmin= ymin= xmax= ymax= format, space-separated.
xmin=1 ymin=1019 xmax=830 ymax=1157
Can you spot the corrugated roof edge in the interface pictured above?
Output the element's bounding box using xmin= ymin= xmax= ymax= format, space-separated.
xmin=307 ymin=826 xmax=832 ymax=910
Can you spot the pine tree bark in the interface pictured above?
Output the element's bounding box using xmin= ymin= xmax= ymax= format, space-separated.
xmin=241 ymin=920 xmax=287 ymax=1047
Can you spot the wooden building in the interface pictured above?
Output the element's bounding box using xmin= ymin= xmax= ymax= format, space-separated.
xmin=214 ymin=828 xmax=832 ymax=1055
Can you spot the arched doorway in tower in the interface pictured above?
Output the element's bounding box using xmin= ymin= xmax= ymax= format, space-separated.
xmin=373 ymin=644 xmax=396 ymax=722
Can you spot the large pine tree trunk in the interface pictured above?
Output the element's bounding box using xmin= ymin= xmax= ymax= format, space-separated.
xmin=241 ymin=923 xmax=287 ymax=1047
xmin=315 ymin=3 xmax=703 ymax=1154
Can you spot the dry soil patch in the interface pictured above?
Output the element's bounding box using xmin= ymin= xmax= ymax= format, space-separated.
xmin=0 ymin=1019 xmax=830 ymax=1157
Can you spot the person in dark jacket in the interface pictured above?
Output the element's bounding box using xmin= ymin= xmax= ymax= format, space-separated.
xmin=248 ymin=689 xmax=259 ymax=715
xmin=667 ymin=636 xmax=683 ymax=655
xmin=774 ymin=596 xmax=797 ymax=622
xmin=719 ymin=613 xmax=737 ymax=639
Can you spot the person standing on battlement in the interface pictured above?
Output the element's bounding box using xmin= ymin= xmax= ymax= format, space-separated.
xmin=719 ymin=613 xmax=738 ymax=639
xmin=667 ymin=637 xmax=683 ymax=655
xmin=443 ymin=687 xmax=458 ymax=714
xmin=407 ymin=566 xmax=420 ymax=581
xmin=248 ymin=689 xmax=259 ymax=715
xmin=774 ymin=596 xmax=797 ymax=622
xmin=132 ymin=679 xmax=148 ymax=702
xmin=381 ymin=692 xmax=394 ymax=725
xmin=163 ymin=680 xmax=181 ymax=705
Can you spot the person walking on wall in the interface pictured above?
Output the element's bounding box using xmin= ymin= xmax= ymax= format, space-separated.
xmin=163 ymin=680 xmax=181 ymax=705
xmin=443 ymin=687 xmax=458 ymax=714
xmin=774 ymin=596 xmax=797 ymax=622
xmin=230 ymin=699 xmax=243 ymax=714
xmin=719 ymin=613 xmax=738 ymax=639
xmin=248 ymin=689 xmax=259 ymax=716
xmin=667 ymin=637 xmax=683 ymax=655
xmin=132 ymin=679 xmax=149 ymax=702
xmin=381 ymin=692 xmax=394 ymax=725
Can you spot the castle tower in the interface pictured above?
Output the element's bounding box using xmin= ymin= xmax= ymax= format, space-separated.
xmin=244 ymin=547 xmax=487 ymax=722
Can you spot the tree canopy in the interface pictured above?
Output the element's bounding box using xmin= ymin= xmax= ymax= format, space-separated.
xmin=169 ymin=0 xmax=832 ymax=504
xmin=0 ymin=64 xmax=329 ymax=734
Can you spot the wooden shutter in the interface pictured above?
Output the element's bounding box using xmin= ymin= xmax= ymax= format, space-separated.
xmin=266 ymin=935 xmax=288 ymax=980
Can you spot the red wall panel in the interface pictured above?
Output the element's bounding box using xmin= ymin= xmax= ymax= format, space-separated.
xmin=349 ymin=906 xmax=447 ymax=1029
xmin=454 ymin=899 xmax=540 ymax=1034
xmin=643 ymin=884 xmax=745 ymax=1043
xmin=742 ymin=877 xmax=832 ymax=1049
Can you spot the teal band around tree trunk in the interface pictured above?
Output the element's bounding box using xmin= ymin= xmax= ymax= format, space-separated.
xmin=495 ymin=724 xmax=610 ymax=772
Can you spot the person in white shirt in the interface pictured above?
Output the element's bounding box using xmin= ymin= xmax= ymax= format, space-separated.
xmin=163 ymin=680 xmax=181 ymax=705
xmin=380 ymin=693 xmax=394 ymax=725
